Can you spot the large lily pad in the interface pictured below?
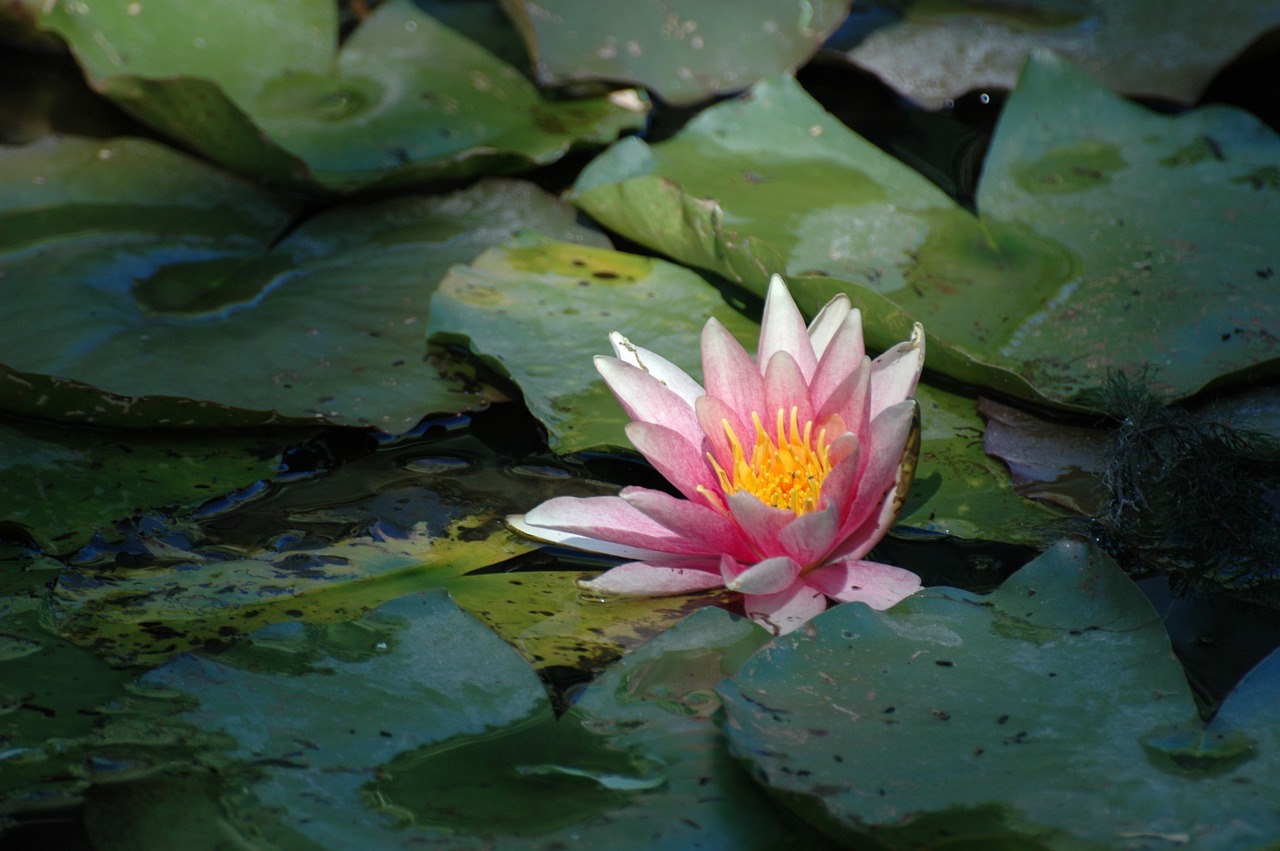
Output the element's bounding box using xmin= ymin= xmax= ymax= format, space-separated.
xmin=500 ymin=0 xmax=848 ymax=106
xmin=0 ymin=418 xmax=288 ymax=555
xmin=571 ymin=56 xmax=1280 ymax=409
xmin=0 ymin=135 xmax=606 ymax=431
xmin=839 ymin=0 xmax=1280 ymax=109
xmin=37 ymin=0 xmax=647 ymax=192
xmin=74 ymin=594 xmax=830 ymax=848
xmin=428 ymin=231 xmax=761 ymax=453
xmin=718 ymin=539 xmax=1280 ymax=847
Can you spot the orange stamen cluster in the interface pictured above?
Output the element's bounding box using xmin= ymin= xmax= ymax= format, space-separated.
xmin=709 ymin=407 xmax=832 ymax=515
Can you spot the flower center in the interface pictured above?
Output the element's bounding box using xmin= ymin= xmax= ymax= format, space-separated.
xmin=710 ymin=407 xmax=833 ymax=515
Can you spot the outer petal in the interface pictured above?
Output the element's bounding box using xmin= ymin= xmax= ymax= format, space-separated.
xmin=596 ymin=356 xmax=700 ymax=442
xmin=621 ymin=487 xmax=756 ymax=562
xmin=806 ymin=293 xmax=852 ymax=360
xmin=608 ymin=331 xmax=705 ymax=407
xmin=626 ymin=421 xmax=720 ymax=506
xmin=721 ymin=554 xmax=801 ymax=595
xmin=830 ymin=399 xmax=917 ymax=544
xmin=758 ymin=275 xmax=817 ymax=381
xmin=805 ymin=559 xmax=921 ymax=610
xmin=762 ymin=350 xmax=815 ymax=428
xmin=516 ymin=494 xmax=715 ymax=556
xmin=869 ymin=322 xmax=925 ymax=419
xmin=743 ymin=583 xmax=828 ymax=635
xmin=702 ymin=318 xmax=764 ymax=420
xmin=579 ymin=561 xmax=725 ymax=597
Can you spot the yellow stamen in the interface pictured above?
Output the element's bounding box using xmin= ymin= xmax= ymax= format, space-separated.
xmin=707 ymin=406 xmax=833 ymax=515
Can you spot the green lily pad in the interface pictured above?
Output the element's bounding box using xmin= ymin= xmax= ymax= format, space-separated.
xmin=571 ymin=57 xmax=1280 ymax=409
xmin=0 ymin=135 xmax=606 ymax=431
xmin=74 ymin=594 xmax=831 ymax=848
xmin=718 ymin=539 xmax=1280 ymax=847
xmin=500 ymin=0 xmax=848 ymax=105
xmin=839 ymin=0 xmax=1280 ymax=109
xmin=0 ymin=418 xmax=288 ymax=555
xmin=428 ymin=231 xmax=760 ymax=453
xmin=38 ymin=0 xmax=647 ymax=191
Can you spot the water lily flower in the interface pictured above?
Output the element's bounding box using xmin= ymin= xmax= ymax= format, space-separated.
xmin=508 ymin=274 xmax=925 ymax=634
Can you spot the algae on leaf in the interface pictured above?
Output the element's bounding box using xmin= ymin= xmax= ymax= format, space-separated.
xmin=501 ymin=0 xmax=848 ymax=105
xmin=572 ymin=55 xmax=1280 ymax=409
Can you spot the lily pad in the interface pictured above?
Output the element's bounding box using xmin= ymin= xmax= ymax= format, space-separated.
xmin=501 ymin=0 xmax=848 ymax=105
xmin=0 ymin=418 xmax=288 ymax=555
xmin=76 ymin=594 xmax=831 ymax=848
xmin=37 ymin=0 xmax=647 ymax=191
xmin=838 ymin=0 xmax=1280 ymax=109
xmin=718 ymin=539 xmax=1280 ymax=847
xmin=0 ymin=135 xmax=605 ymax=432
xmin=428 ymin=231 xmax=761 ymax=453
xmin=571 ymin=56 xmax=1280 ymax=409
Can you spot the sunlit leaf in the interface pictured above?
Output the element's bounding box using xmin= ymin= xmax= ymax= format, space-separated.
xmin=501 ymin=0 xmax=848 ymax=105
xmin=572 ymin=56 xmax=1280 ymax=409
xmin=838 ymin=0 xmax=1280 ymax=109
xmin=0 ymin=135 xmax=605 ymax=431
xmin=37 ymin=0 xmax=647 ymax=191
xmin=428 ymin=231 xmax=760 ymax=453
xmin=719 ymin=539 xmax=1280 ymax=847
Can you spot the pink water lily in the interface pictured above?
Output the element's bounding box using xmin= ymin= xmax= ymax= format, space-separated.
xmin=508 ymin=274 xmax=925 ymax=634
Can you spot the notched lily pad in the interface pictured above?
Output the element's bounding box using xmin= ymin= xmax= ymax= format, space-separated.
xmin=37 ymin=0 xmax=648 ymax=191
xmin=572 ymin=55 xmax=1280 ymax=410
xmin=719 ymin=539 xmax=1280 ymax=847
xmin=0 ymin=134 xmax=604 ymax=431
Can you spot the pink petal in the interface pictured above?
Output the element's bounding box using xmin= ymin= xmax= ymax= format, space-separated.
xmin=806 ymin=292 xmax=853 ymax=360
xmin=607 ymin=331 xmax=705 ymax=407
xmin=805 ymin=559 xmax=921 ymax=610
xmin=519 ymin=494 xmax=715 ymax=556
xmin=762 ymin=351 xmax=815 ymax=428
xmin=625 ymin=421 xmax=721 ymax=506
xmin=758 ymin=275 xmax=817 ymax=381
xmin=829 ymin=400 xmax=919 ymax=559
xmin=721 ymin=554 xmax=801 ymax=595
xmin=725 ymin=491 xmax=794 ymax=558
xmin=596 ymin=356 xmax=700 ymax=441
xmin=778 ymin=501 xmax=841 ymax=565
xmin=621 ymin=487 xmax=756 ymax=562
xmin=810 ymin=309 xmax=867 ymax=416
xmin=695 ymin=393 xmax=751 ymax=477
xmin=702 ymin=318 xmax=764 ymax=419
xmin=744 ymin=583 xmax=828 ymax=635
xmin=579 ymin=561 xmax=725 ymax=597
xmin=814 ymin=356 xmax=871 ymax=447
xmin=869 ymin=323 xmax=925 ymax=419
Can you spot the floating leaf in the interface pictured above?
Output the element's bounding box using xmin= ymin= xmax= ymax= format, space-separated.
xmin=0 ymin=418 xmax=288 ymax=555
xmin=719 ymin=539 xmax=1280 ymax=847
xmin=0 ymin=135 xmax=605 ymax=431
xmin=838 ymin=0 xmax=1280 ymax=109
xmin=501 ymin=0 xmax=848 ymax=105
xmin=78 ymin=594 xmax=832 ymax=848
xmin=572 ymin=56 xmax=1280 ymax=408
xmin=37 ymin=0 xmax=647 ymax=191
xmin=428 ymin=231 xmax=760 ymax=453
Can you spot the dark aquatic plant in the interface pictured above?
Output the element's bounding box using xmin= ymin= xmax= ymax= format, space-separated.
xmin=1088 ymin=370 xmax=1280 ymax=597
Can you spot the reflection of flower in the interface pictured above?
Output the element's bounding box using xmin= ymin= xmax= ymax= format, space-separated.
xmin=508 ymin=275 xmax=925 ymax=635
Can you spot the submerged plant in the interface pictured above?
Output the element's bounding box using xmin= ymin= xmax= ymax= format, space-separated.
xmin=509 ymin=275 xmax=925 ymax=634
xmin=1092 ymin=370 xmax=1280 ymax=595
